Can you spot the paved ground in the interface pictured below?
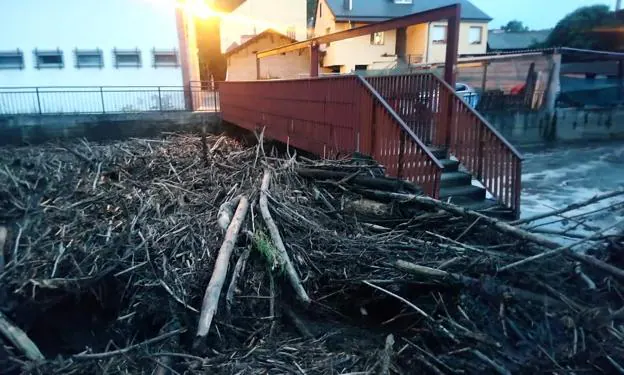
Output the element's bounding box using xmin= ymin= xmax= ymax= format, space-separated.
xmin=520 ymin=142 xmax=624 ymax=244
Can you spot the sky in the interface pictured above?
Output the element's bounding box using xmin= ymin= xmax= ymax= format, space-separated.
xmin=470 ymin=0 xmax=614 ymax=30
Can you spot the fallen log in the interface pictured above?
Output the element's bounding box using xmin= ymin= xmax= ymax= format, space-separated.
xmin=499 ymin=218 xmax=624 ymax=272
xmin=217 ymin=195 xmax=243 ymax=230
xmin=343 ymin=199 xmax=394 ymax=218
xmin=260 ymin=170 xmax=310 ymax=305
xmin=196 ymin=196 xmax=250 ymax=338
xmin=226 ymin=247 xmax=251 ymax=314
xmin=512 ymin=190 xmax=624 ymax=226
xmin=358 ymin=190 xmax=624 ymax=281
xmin=296 ymin=168 xmax=421 ymax=193
xmin=395 ymin=260 xmax=564 ymax=307
xmin=0 ymin=311 xmax=44 ymax=361
xmin=0 ymin=226 xmax=6 ymax=273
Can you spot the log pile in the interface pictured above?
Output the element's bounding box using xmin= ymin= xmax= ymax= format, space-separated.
xmin=0 ymin=133 xmax=623 ymax=374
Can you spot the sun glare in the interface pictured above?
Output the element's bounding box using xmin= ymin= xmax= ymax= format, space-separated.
xmin=140 ymin=0 xmax=295 ymax=33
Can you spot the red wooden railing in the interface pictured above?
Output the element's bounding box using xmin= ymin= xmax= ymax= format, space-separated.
xmin=367 ymin=74 xmax=442 ymax=145
xmin=367 ymin=73 xmax=523 ymax=215
xmin=219 ymin=75 xmax=443 ymax=197
xmin=439 ymin=76 xmax=523 ymax=214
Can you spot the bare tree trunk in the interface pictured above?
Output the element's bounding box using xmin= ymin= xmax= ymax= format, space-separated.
xmin=260 ymin=170 xmax=310 ymax=304
xmin=197 ymin=196 xmax=250 ymax=338
xmin=0 ymin=311 xmax=44 ymax=361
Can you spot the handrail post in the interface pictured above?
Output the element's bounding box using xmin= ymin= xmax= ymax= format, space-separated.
xmin=310 ymin=43 xmax=320 ymax=78
xmin=514 ymin=158 xmax=522 ymax=219
xmin=444 ymin=6 xmax=460 ymax=88
xmin=99 ymin=87 xmax=105 ymax=113
xmin=35 ymin=88 xmax=42 ymax=114
xmin=158 ymin=87 xmax=163 ymax=111
xmin=476 ymin=122 xmax=484 ymax=179
xmin=397 ymin=131 xmax=405 ymax=178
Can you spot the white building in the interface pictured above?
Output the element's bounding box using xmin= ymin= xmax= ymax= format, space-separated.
xmin=0 ymin=0 xmax=202 ymax=113
xmin=220 ymin=0 xmax=308 ymax=53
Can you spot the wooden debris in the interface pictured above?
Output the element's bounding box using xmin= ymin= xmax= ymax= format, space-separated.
xmin=0 ymin=134 xmax=622 ymax=375
xmin=395 ymin=260 xmax=563 ymax=307
xmin=512 ymin=189 xmax=624 ymax=225
xmin=197 ymin=196 xmax=249 ymax=338
xmin=0 ymin=226 xmax=6 ymax=274
xmin=226 ymin=247 xmax=251 ymax=314
xmin=0 ymin=311 xmax=44 ymax=361
xmin=259 ymin=170 xmax=310 ymax=305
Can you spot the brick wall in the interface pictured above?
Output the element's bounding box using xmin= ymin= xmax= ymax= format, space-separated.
xmin=260 ymin=49 xmax=311 ymax=79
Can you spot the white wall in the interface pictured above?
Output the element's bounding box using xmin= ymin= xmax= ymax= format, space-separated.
xmin=0 ymin=0 xmax=191 ymax=113
xmin=426 ymin=21 xmax=489 ymax=63
xmin=221 ymin=0 xmax=308 ymax=53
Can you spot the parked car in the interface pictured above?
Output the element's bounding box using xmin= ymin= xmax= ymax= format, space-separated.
xmin=455 ymin=83 xmax=480 ymax=109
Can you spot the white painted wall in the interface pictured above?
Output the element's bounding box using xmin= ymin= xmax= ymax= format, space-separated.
xmin=0 ymin=0 xmax=193 ymax=113
xmin=220 ymin=0 xmax=308 ymax=53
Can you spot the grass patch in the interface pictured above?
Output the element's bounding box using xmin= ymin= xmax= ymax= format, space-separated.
xmin=253 ymin=230 xmax=283 ymax=274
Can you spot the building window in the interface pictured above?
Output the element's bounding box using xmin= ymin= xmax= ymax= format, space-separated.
xmin=371 ymin=32 xmax=385 ymax=45
xmin=326 ymin=27 xmax=332 ymax=46
xmin=0 ymin=50 xmax=24 ymax=69
xmin=354 ymin=65 xmax=368 ymax=71
xmin=153 ymin=49 xmax=179 ymax=67
xmin=34 ymin=49 xmax=64 ymax=69
xmin=431 ymin=25 xmax=447 ymax=44
xmin=113 ymin=49 xmax=141 ymax=68
xmin=469 ymin=26 xmax=483 ymax=44
xmin=319 ymin=2 xmax=322 ymax=17
xmin=75 ymin=49 xmax=103 ymax=68
xmin=286 ymin=26 xmax=296 ymax=39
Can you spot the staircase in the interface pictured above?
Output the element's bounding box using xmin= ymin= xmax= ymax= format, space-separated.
xmin=429 ymin=147 xmax=513 ymax=218
xmin=218 ymin=72 xmax=523 ymax=219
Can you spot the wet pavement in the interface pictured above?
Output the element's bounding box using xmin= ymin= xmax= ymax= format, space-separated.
xmin=520 ymin=142 xmax=624 ymax=244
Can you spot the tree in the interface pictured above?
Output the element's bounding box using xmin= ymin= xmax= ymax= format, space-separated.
xmin=307 ymin=0 xmax=318 ymax=21
xmin=501 ymin=20 xmax=529 ymax=32
xmin=542 ymin=5 xmax=622 ymax=50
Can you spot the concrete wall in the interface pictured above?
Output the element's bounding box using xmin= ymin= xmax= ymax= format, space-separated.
xmin=226 ymin=33 xmax=310 ymax=81
xmin=0 ymin=0 xmax=185 ymax=87
xmin=0 ymin=112 xmax=220 ymax=146
xmin=484 ymin=107 xmax=624 ymax=146
xmin=427 ymin=21 xmax=488 ymax=63
xmin=220 ymin=0 xmax=308 ymax=52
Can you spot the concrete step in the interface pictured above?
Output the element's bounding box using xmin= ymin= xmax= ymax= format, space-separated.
xmin=440 ymin=171 xmax=472 ymax=188
xmin=439 ymin=158 xmax=460 ymax=172
xmin=428 ymin=147 xmax=448 ymax=160
xmin=440 ymin=184 xmax=486 ymax=201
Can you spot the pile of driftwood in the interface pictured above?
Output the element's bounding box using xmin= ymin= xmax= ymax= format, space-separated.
xmin=0 ymin=133 xmax=624 ymax=374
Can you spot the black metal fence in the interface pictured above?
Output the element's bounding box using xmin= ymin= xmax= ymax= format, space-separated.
xmin=0 ymin=82 xmax=219 ymax=115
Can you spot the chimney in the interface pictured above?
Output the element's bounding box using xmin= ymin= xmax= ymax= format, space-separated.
xmin=343 ymin=0 xmax=352 ymax=10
